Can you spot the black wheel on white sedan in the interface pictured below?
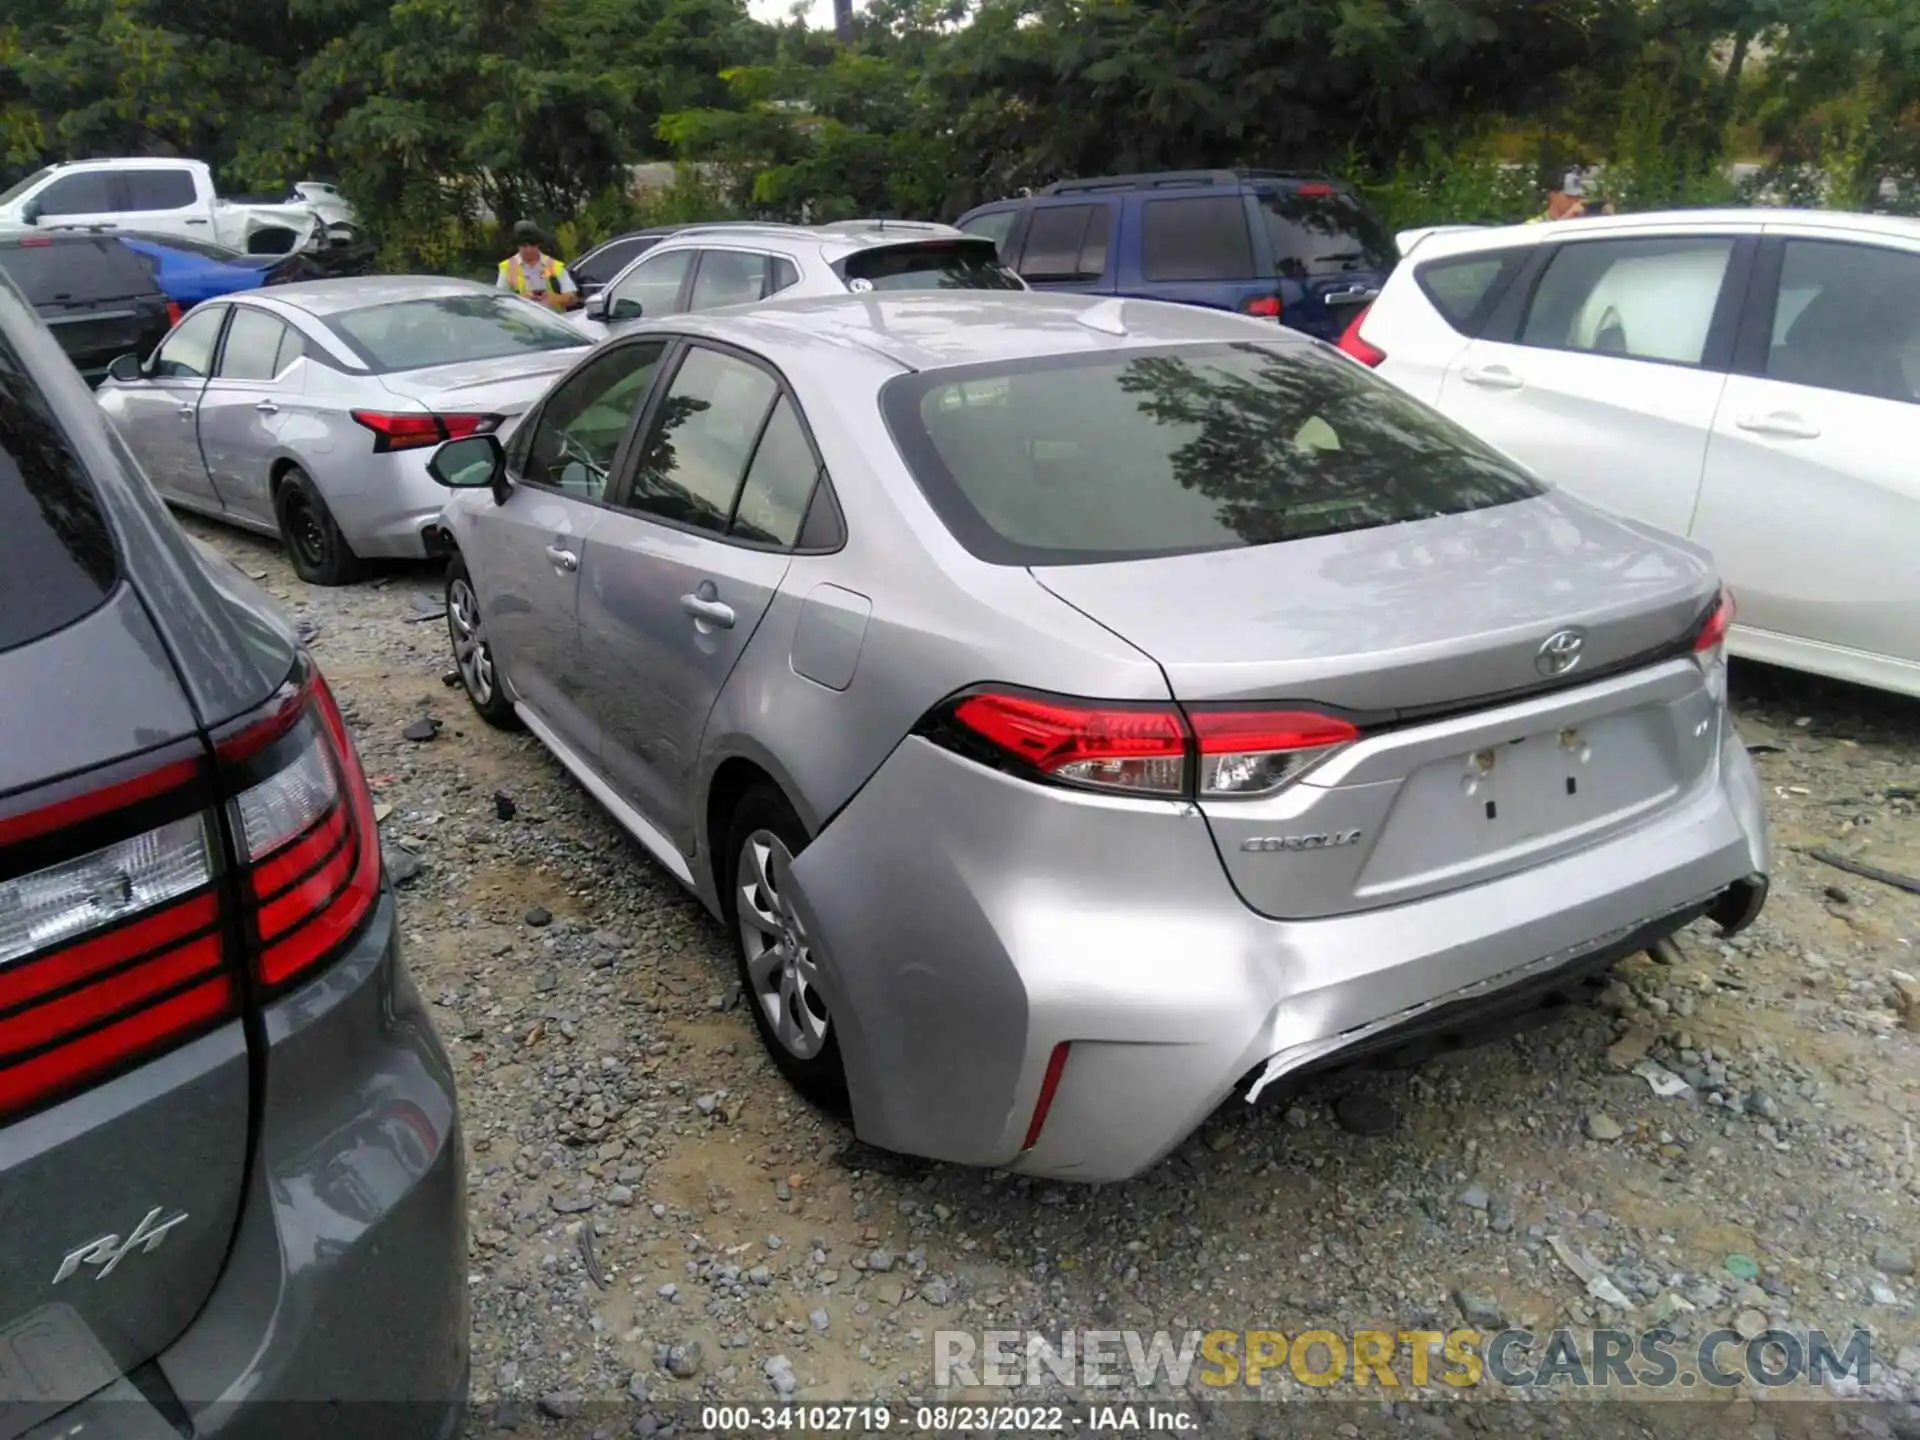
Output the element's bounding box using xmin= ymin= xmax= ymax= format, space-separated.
xmin=445 ymin=555 xmax=519 ymax=729
xmin=726 ymin=784 xmax=847 ymax=1108
xmin=273 ymin=466 xmax=362 ymax=586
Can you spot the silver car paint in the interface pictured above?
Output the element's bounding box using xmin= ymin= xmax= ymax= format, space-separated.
xmin=443 ymin=291 xmax=1769 ymax=1180
xmin=98 ymin=276 xmax=588 ymax=560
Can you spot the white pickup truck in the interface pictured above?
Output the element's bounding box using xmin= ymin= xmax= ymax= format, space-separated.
xmin=0 ymin=158 xmax=340 ymax=255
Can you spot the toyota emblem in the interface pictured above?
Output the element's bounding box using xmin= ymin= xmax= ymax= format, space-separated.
xmin=1536 ymin=628 xmax=1586 ymax=677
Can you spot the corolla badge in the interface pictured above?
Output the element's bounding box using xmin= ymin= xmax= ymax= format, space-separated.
xmin=1241 ymin=830 xmax=1363 ymax=853
xmin=1536 ymin=627 xmax=1586 ymax=678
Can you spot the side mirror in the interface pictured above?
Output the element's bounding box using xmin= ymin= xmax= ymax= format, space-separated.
xmin=428 ymin=433 xmax=505 ymax=492
xmin=20 ymin=198 xmax=40 ymax=226
xmin=583 ymin=290 xmax=612 ymax=322
xmin=106 ymin=353 xmax=144 ymax=383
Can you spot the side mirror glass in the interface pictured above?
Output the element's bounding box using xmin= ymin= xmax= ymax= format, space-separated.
xmin=20 ymin=198 xmax=40 ymax=226
xmin=608 ymin=296 xmax=643 ymax=322
xmin=428 ymin=433 xmax=504 ymax=490
xmin=106 ymin=353 xmax=144 ymax=383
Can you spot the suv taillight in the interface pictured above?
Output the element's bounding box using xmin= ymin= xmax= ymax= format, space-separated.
xmin=1240 ymin=294 xmax=1284 ymax=321
xmin=0 ymin=656 xmax=380 ymax=1121
xmin=919 ymin=688 xmax=1359 ymax=800
xmin=1337 ymin=304 xmax=1385 ymax=366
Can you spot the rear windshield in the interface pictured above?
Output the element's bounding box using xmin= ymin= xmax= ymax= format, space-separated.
xmin=880 ymin=341 xmax=1540 ymax=565
xmin=840 ymin=241 xmax=1024 ymax=293
xmin=1260 ymin=189 xmax=1394 ymax=277
xmin=0 ymin=239 xmax=160 ymax=304
xmin=0 ymin=331 xmax=119 ymax=651
xmin=326 ymin=293 xmax=587 ymax=372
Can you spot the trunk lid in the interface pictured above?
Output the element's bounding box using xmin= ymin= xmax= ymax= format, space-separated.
xmin=378 ymin=349 xmax=586 ymax=421
xmin=1031 ymin=493 xmax=1724 ymax=918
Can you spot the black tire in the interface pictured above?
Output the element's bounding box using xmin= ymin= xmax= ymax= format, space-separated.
xmin=272 ymin=466 xmax=363 ymax=586
xmin=445 ymin=554 xmax=520 ymax=730
xmin=724 ymin=784 xmax=848 ymax=1108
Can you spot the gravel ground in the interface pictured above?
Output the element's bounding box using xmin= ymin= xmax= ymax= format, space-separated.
xmin=183 ymin=518 xmax=1920 ymax=1434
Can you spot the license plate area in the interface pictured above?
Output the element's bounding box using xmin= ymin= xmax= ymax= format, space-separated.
xmin=1355 ymin=708 xmax=1685 ymax=900
xmin=0 ymin=1304 xmax=119 ymax=1438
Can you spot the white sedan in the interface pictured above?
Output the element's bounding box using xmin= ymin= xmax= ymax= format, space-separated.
xmin=1342 ymin=208 xmax=1920 ymax=698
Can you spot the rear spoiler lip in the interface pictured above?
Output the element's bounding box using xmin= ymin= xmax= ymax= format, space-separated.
xmin=1394 ymin=223 xmax=1491 ymax=259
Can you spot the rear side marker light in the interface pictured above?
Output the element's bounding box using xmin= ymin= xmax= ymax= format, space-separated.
xmin=1337 ymin=303 xmax=1385 ymax=367
xmin=925 ymin=689 xmax=1359 ymax=800
xmin=1022 ymin=1042 xmax=1071 ymax=1150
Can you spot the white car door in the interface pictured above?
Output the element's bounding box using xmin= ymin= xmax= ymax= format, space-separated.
xmin=1691 ymin=230 xmax=1920 ymax=694
xmin=1435 ymin=230 xmax=1750 ymax=538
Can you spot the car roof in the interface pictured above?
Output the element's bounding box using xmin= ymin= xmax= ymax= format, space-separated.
xmin=243 ymin=274 xmax=496 ymax=315
xmin=1408 ymin=206 xmax=1920 ymax=260
xmin=643 ymin=221 xmax=977 ymax=265
xmin=1037 ymin=168 xmax=1337 ymax=196
xmin=652 ymin=290 xmax=1312 ymax=374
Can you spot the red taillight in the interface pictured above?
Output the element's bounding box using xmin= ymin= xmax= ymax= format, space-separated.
xmin=1694 ymin=587 xmax=1735 ymax=658
xmin=1296 ymin=182 xmax=1335 ymax=198
xmin=351 ymin=411 xmax=498 ymax=453
xmin=226 ymin=667 xmax=381 ymax=989
xmin=927 ymin=689 xmax=1358 ymax=799
xmin=1337 ymin=304 xmax=1385 ymax=366
xmin=166 ymin=301 xmax=183 ymax=327
xmin=1022 ymin=1042 xmax=1071 ymax=1150
xmin=1241 ymin=294 xmax=1284 ymax=321
xmin=0 ymin=657 xmax=381 ymax=1122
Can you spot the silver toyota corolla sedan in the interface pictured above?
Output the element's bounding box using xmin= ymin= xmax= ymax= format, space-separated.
xmin=422 ymin=291 xmax=1771 ymax=1183
xmin=97 ymin=275 xmax=592 ymax=584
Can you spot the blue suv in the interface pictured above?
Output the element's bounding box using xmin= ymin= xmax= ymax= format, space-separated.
xmin=955 ymin=169 xmax=1395 ymax=340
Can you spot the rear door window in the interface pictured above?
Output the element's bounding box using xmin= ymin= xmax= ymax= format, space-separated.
xmin=730 ymin=397 xmax=820 ymax=548
xmin=35 ymin=171 xmax=119 ymax=217
xmin=688 ymin=250 xmax=770 ymax=311
xmin=123 ymin=170 xmax=197 ymax=212
xmin=217 ymin=307 xmax=292 ymax=381
xmin=626 ymin=346 xmax=779 ymax=534
xmin=1259 ymin=189 xmax=1394 ymax=276
xmin=1140 ymin=196 xmax=1255 ymax=282
xmin=881 ymin=341 xmax=1540 ymax=565
xmin=1016 ymin=205 xmax=1109 ymax=282
xmin=1764 ymin=240 xmax=1920 ymax=403
xmin=0 ymin=333 xmax=119 ymax=651
xmin=841 ymin=241 xmax=1023 ymax=292
xmin=769 ymin=257 xmax=800 ymax=296
xmin=1519 ymin=237 xmax=1735 ymax=366
xmin=0 ymin=240 xmax=158 ymax=304
xmin=958 ymin=211 xmax=1016 ymax=256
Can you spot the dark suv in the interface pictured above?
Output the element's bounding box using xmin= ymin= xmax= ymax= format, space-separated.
xmin=0 ymin=231 xmax=174 ymax=386
xmin=0 ymin=260 xmax=464 ymax=1435
xmin=955 ymin=168 xmax=1395 ymax=339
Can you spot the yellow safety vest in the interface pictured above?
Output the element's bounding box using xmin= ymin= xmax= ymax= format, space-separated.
xmin=499 ymin=254 xmax=567 ymax=294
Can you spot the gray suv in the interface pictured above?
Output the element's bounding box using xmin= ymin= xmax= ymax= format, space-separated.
xmin=0 ymin=267 xmax=464 ymax=1434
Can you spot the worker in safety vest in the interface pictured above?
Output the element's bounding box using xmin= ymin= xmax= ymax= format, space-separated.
xmin=496 ymin=220 xmax=580 ymax=311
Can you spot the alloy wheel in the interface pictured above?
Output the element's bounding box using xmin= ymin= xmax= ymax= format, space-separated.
xmin=736 ymin=830 xmax=829 ymax=1060
xmin=447 ymin=578 xmax=495 ymax=705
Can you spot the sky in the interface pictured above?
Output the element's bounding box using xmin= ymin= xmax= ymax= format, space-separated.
xmin=747 ymin=0 xmax=835 ymax=24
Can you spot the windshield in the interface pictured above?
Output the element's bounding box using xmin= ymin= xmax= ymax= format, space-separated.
xmin=841 ymin=241 xmax=1024 ymax=293
xmin=1260 ymin=189 xmax=1394 ymax=276
xmin=326 ymin=293 xmax=587 ymax=373
xmin=880 ymin=341 xmax=1540 ymax=565
xmin=0 ymin=168 xmax=52 ymax=209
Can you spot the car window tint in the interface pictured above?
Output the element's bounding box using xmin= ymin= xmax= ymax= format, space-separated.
xmin=1141 ymin=196 xmax=1255 ymax=282
xmin=0 ymin=331 xmax=119 ymax=652
xmin=1519 ymin=237 xmax=1733 ymax=366
xmin=881 ymin=341 xmax=1540 ymax=565
xmin=959 ymin=211 xmax=1016 ymax=256
xmin=1766 ymin=240 xmax=1920 ymax=404
xmin=0 ymin=239 xmax=156 ymax=304
xmin=217 ymin=308 xmax=290 ymax=380
xmin=574 ymin=236 xmax=651 ymax=288
xmin=1017 ymin=205 xmax=1107 ymax=282
xmin=629 ymin=347 xmax=778 ymax=533
xmin=769 ymin=257 xmax=800 ymax=296
xmin=731 ymin=396 xmax=818 ymax=547
xmin=327 ymin=294 xmax=585 ymax=372
xmin=152 ymin=305 xmax=227 ymax=378
xmin=608 ymin=250 xmax=691 ymax=320
xmin=520 ymin=341 xmax=668 ymax=501
xmin=36 ymin=171 xmax=117 ymax=217
xmin=1259 ymin=190 xmax=1393 ymax=277
xmin=123 ymin=170 xmax=196 ymax=212
xmin=689 ymin=251 xmax=768 ymax=311
xmin=842 ymin=242 xmax=1023 ymax=292
xmin=1415 ymin=251 xmax=1522 ymax=334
